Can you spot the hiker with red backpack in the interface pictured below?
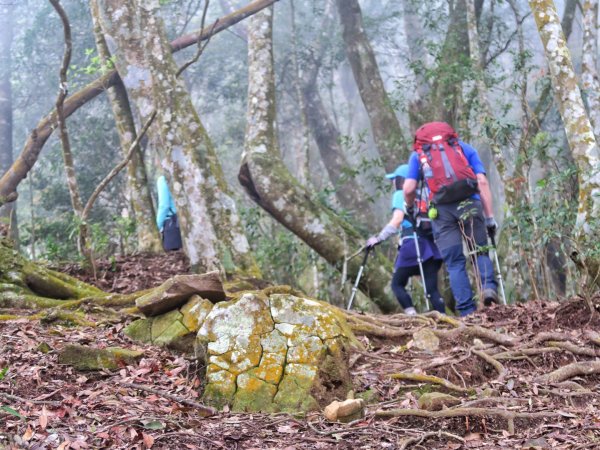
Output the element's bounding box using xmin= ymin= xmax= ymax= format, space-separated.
xmin=365 ymin=164 xmax=446 ymax=315
xmin=403 ymin=122 xmax=499 ymax=316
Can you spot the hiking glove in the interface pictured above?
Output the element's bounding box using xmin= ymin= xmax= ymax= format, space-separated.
xmin=485 ymin=217 xmax=498 ymax=237
xmin=366 ymin=236 xmax=380 ymax=249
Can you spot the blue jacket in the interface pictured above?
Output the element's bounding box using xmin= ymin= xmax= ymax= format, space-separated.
xmin=156 ymin=175 xmax=176 ymax=231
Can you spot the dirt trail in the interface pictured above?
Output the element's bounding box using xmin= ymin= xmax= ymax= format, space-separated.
xmin=1 ymin=255 xmax=599 ymax=449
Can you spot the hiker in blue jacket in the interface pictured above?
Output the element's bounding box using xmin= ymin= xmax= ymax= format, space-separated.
xmin=365 ymin=164 xmax=446 ymax=315
xmin=403 ymin=122 xmax=498 ymax=316
xmin=156 ymin=175 xmax=176 ymax=232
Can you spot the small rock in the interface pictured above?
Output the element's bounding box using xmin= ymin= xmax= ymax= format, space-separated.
xmin=412 ymin=328 xmax=440 ymax=352
xmin=58 ymin=344 xmax=143 ymax=371
xmin=323 ymin=398 xmax=365 ymax=422
xmin=417 ymin=392 xmax=460 ymax=411
xmin=356 ymin=389 xmax=381 ymax=404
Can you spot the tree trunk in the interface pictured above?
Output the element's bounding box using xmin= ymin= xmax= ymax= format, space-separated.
xmin=529 ymin=0 xmax=600 ymax=286
xmin=0 ymin=2 xmax=17 ymax=242
xmin=582 ymin=0 xmax=600 ymax=143
xmin=98 ymin=0 xmax=260 ymax=278
xmin=335 ymin=0 xmax=407 ymax=171
xmin=240 ymin=5 xmax=397 ymax=312
xmin=89 ymin=0 xmax=162 ymax=254
xmin=49 ymin=0 xmax=93 ymax=269
xmin=0 ymin=0 xmax=278 ymax=207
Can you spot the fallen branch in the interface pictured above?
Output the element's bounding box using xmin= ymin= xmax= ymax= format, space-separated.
xmin=375 ymin=407 xmax=560 ymax=434
xmin=536 ymin=361 xmax=600 ymax=384
xmin=0 ymin=392 xmax=62 ymax=407
xmin=390 ymin=372 xmax=475 ymax=394
xmin=119 ymin=382 xmax=217 ymax=417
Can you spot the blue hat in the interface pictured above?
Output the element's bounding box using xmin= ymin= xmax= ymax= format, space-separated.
xmin=385 ymin=164 xmax=409 ymax=179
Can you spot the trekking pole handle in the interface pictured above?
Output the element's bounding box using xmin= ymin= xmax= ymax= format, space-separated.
xmin=361 ymin=245 xmax=372 ymax=265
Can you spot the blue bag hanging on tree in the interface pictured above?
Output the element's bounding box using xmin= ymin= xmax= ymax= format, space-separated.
xmin=162 ymin=208 xmax=182 ymax=251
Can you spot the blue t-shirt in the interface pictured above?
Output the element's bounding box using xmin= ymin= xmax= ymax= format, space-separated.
xmin=156 ymin=175 xmax=177 ymax=231
xmin=391 ymin=190 xmax=413 ymax=230
xmin=406 ymin=140 xmax=485 ymax=200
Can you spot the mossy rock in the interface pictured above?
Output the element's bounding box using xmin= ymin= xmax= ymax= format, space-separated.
xmin=58 ymin=344 xmax=142 ymax=371
xmin=198 ymin=289 xmax=356 ymax=413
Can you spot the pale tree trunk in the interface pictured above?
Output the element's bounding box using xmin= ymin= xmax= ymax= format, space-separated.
xmin=529 ymin=0 xmax=600 ymax=285
xmin=240 ymin=6 xmax=397 ymax=312
xmin=402 ymin=0 xmax=431 ymax=131
xmin=89 ymin=0 xmax=162 ymax=254
xmin=289 ymin=0 xmax=310 ymax=184
xmin=334 ymin=0 xmax=407 ymax=171
xmin=582 ymin=0 xmax=600 ymax=143
xmin=98 ymin=1 xmax=260 ymax=277
xmin=0 ymin=3 xmax=17 ymax=242
xmin=299 ymin=3 xmax=374 ymax=227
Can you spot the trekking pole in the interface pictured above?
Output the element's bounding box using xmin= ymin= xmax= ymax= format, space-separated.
xmin=346 ymin=246 xmax=372 ymax=311
xmin=489 ymin=233 xmax=507 ymax=305
xmin=413 ymin=231 xmax=431 ymax=311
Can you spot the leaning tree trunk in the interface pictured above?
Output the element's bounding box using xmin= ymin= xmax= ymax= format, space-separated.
xmin=240 ymin=5 xmax=397 ymax=312
xmin=98 ymin=0 xmax=260 ymax=277
xmin=529 ymin=0 xmax=600 ymax=286
xmin=335 ymin=0 xmax=407 ymax=170
xmin=89 ymin=0 xmax=162 ymax=254
xmin=0 ymin=2 xmax=17 ymax=242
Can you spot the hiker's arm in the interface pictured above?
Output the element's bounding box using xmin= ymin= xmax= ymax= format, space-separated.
xmin=403 ymin=178 xmax=417 ymax=205
xmin=367 ymin=209 xmax=403 ymax=247
xmin=477 ymin=173 xmax=494 ymax=217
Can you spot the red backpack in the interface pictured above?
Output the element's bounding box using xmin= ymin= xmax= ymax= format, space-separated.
xmin=413 ymin=122 xmax=479 ymax=204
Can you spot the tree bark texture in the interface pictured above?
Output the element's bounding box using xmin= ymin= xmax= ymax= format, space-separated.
xmin=98 ymin=0 xmax=260 ymax=278
xmin=240 ymin=6 xmax=397 ymax=312
xmin=335 ymin=0 xmax=407 ymax=171
xmin=89 ymin=0 xmax=162 ymax=254
xmin=0 ymin=2 xmax=17 ymax=240
xmin=582 ymin=0 xmax=600 ymax=144
xmin=529 ymin=0 xmax=600 ymax=232
xmin=0 ymin=0 xmax=278 ymax=207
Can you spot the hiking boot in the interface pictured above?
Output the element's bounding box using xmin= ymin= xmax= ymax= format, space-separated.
xmin=483 ymin=288 xmax=499 ymax=306
xmin=404 ymin=307 xmax=417 ymax=316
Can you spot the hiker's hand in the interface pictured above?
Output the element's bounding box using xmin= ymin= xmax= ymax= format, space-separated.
xmin=404 ymin=203 xmax=416 ymax=225
xmin=366 ymin=236 xmax=380 ymax=249
xmin=485 ymin=217 xmax=498 ymax=238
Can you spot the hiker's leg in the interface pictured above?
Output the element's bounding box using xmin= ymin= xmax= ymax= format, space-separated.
xmin=423 ymin=258 xmax=445 ymax=313
xmin=461 ymin=200 xmax=498 ymax=292
xmin=433 ymin=204 xmax=476 ymax=316
xmin=391 ymin=266 xmax=414 ymax=309
xmin=440 ymin=244 xmax=476 ymax=316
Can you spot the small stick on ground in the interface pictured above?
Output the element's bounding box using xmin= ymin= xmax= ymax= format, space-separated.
xmin=119 ymin=382 xmax=217 ymax=417
xmin=390 ymin=372 xmax=475 ymax=394
xmin=0 ymin=392 xmax=62 ymax=407
xmin=399 ymin=430 xmax=465 ymax=450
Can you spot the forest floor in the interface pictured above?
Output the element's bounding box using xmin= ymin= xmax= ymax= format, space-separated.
xmin=1 ymin=253 xmax=600 ymax=449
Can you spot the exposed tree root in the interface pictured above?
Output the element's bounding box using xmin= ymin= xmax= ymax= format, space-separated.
xmin=492 ymin=347 xmax=562 ymax=360
xmin=399 ymin=430 xmax=465 ymax=450
xmin=375 ymin=407 xmax=560 ymax=434
xmin=547 ymin=341 xmax=600 ymax=357
xmin=0 ymin=309 xmax=96 ymax=327
xmin=536 ymin=361 xmax=600 ymax=384
xmin=472 ymin=347 xmax=506 ymax=382
xmin=390 ymin=372 xmax=475 ymax=395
